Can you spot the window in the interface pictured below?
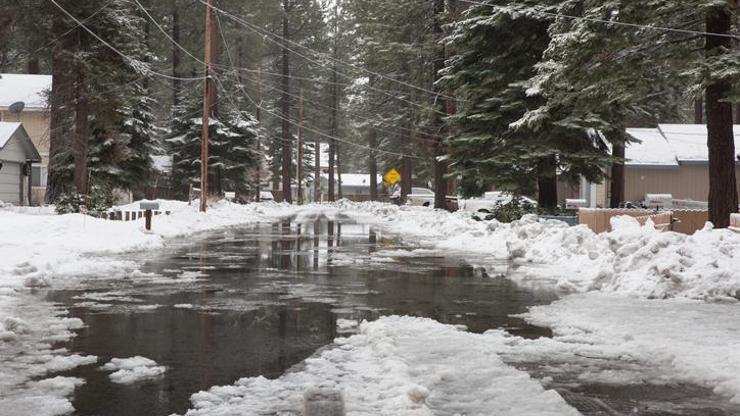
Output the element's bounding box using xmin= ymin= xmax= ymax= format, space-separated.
xmin=31 ymin=166 xmax=47 ymax=187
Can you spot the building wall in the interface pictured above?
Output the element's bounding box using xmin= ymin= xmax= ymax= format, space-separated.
xmin=0 ymin=161 xmax=21 ymax=204
xmin=1 ymin=110 xmax=50 ymax=203
xmin=625 ymin=165 xmax=740 ymax=202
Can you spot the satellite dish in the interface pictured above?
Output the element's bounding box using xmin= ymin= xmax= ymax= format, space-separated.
xmin=8 ymin=101 xmax=25 ymax=114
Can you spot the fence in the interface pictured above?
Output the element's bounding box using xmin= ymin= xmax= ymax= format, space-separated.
xmin=578 ymin=208 xmax=709 ymax=235
xmin=104 ymin=210 xmax=171 ymax=221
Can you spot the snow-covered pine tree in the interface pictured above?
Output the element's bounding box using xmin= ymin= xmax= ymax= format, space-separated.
xmin=440 ymin=0 xmax=613 ymax=207
xmin=167 ymin=98 xmax=260 ymax=197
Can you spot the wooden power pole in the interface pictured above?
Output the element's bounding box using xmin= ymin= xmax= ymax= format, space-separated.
xmin=200 ymin=0 xmax=216 ymax=213
xmin=297 ymin=90 xmax=304 ymax=205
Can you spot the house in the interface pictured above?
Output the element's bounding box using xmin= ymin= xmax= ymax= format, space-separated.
xmin=583 ymin=124 xmax=740 ymax=207
xmin=318 ymin=173 xmax=383 ymax=202
xmin=0 ymin=73 xmax=52 ymax=203
xmin=0 ymin=122 xmax=42 ymax=205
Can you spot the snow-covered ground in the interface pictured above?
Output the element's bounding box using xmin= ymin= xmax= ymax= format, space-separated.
xmin=2 ymin=199 xmax=740 ymax=415
xmin=0 ymin=200 xmax=295 ymax=415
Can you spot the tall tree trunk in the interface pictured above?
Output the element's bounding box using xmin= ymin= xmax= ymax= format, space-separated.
xmin=695 ymin=99 xmax=704 ymax=124
xmin=445 ymin=0 xmax=458 ymax=198
xmin=73 ymin=68 xmax=89 ymax=195
xmin=314 ymin=138 xmax=321 ymax=202
xmin=610 ymin=142 xmax=625 ymax=208
xmin=537 ymin=157 xmax=558 ymax=209
xmin=171 ymin=2 xmax=181 ymax=107
xmin=328 ymin=1 xmax=340 ymax=202
xmin=705 ymin=5 xmax=739 ymax=228
xmin=280 ymin=1 xmax=293 ymax=204
xmin=432 ymin=0 xmax=447 ymax=209
xmin=46 ymin=31 xmax=75 ymax=203
xmin=368 ymin=127 xmax=378 ymax=201
xmin=337 ymin=146 xmax=343 ymax=199
xmin=402 ymin=155 xmax=413 ymax=203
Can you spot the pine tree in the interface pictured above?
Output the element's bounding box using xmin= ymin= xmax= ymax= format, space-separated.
xmin=167 ymin=98 xmax=260 ymax=196
xmin=440 ymin=1 xmax=613 ymax=207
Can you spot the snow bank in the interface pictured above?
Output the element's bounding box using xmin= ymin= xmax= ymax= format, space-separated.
xmin=514 ymin=292 xmax=740 ymax=403
xmin=181 ymin=316 xmax=578 ymax=416
xmin=101 ymin=356 xmax=166 ymax=384
xmin=308 ymin=202 xmax=740 ymax=300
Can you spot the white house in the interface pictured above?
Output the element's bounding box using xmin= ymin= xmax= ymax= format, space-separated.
xmin=0 ymin=122 xmax=41 ymax=205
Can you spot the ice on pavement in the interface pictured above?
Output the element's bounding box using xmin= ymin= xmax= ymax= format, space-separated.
xmin=101 ymin=356 xmax=166 ymax=384
xmin=181 ymin=316 xmax=580 ymax=416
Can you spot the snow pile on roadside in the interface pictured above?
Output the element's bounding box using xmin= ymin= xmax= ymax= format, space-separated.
xmin=101 ymin=356 xmax=166 ymax=384
xmin=315 ymin=202 xmax=740 ymax=300
xmin=0 ymin=200 xmax=296 ymax=290
xmin=181 ymin=316 xmax=579 ymax=416
xmin=512 ymin=293 xmax=740 ymax=403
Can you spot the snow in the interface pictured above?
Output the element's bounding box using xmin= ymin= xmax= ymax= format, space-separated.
xmin=624 ymin=127 xmax=678 ymax=166
xmin=625 ymin=124 xmax=740 ymax=165
xmin=0 ymin=121 xmax=21 ymax=148
xmin=513 ymin=292 xmax=740 ymax=403
xmin=180 ymin=316 xmax=579 ymax=416
xmin=0 ymin=73 xmax=52 ymax=110
xmin=101 ymin=356 xmax=166 ymax=384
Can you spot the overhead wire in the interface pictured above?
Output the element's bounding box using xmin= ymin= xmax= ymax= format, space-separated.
xmin=194 ymin=0 xmax=451 ymax=117
xmin=48 ymin=0 xmax=205 ymax=82
xmin=212 ymin=13 xmax=424 ymax=160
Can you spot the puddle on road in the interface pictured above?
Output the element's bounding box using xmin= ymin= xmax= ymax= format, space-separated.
xmin=47 ymin=218 xmax=554 ymax=416
xmin=44 ymin=216 xmax=740 ymax=416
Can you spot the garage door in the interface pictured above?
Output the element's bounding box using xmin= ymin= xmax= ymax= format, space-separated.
xmin=0 ymin=161 xmax=21 ymax=204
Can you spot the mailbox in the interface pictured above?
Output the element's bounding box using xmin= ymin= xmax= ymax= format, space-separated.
xmin=140 ymin=201 xmax=160 ymax=211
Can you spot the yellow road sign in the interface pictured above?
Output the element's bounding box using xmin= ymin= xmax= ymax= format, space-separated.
xmin=383 ymin=168 xmax=401 ymax=186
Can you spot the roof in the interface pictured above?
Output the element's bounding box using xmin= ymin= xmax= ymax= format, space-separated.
xmin=0 ymin=73 xmax=52 ymax=111
xmin=320 ymin=173 xmax=383 ymax=187
xmin=625 ymin=124 xmax=740 ymax=167
xmin=0 ymin=122 xmax=41 ymax=161
xmin=152 ymin=155 xmax=173 ymax=173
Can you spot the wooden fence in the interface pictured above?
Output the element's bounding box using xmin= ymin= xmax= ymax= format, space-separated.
xmin=578 ymin=208 xmax=709 ymax=234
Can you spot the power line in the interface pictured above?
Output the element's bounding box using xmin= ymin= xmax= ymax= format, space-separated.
xmin=194 ymin=0 xmax=451 ymax=117
xmin=213 ymin=73 xmax=424 ymax=160
xmin=48 ymin=0 xmax=205 ymax=82
xmin=458 ymin=0 xmax=740 ymax=40
xmin=212 ymin=13 xmax=423 ymax=161
xmin=131 ymin=0 xmax=205 ymax=65
xmin=195 ymin=0 xmax=460 ymax=102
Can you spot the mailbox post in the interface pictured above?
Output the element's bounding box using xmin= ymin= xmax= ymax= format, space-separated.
xmin=140 ymin=201 xmax=160 ymax=231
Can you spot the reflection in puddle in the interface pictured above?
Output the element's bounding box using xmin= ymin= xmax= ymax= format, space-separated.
xmin=47 ymin=218 xmax=552 ymax=416
xmin=43 ymin=217 xmax=739 ymax=416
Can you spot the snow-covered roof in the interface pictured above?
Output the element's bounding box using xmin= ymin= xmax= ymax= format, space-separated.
xmin=0 ymin=122 xmax=41 ymax=161
xmin=0 ymin=122 xmax=21 ymax=149
xmin=320 ymin=173 xmax=382 ymax=188
xmin=625 ymin=124 xmax=740 ymax=167
xmin=624 ymin=128 xmax=679 ymax=167
xmin=0 ymin=73 xmax=52 ymax=111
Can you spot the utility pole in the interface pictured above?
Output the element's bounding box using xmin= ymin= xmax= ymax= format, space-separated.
xmin=200 ymin=0 xmax=215 ymax=213
xmin=281 ymin=0 xmax=293 ymax=204
xmin=297 ymin=90 xmax=304 ymax=205
xmin=328 ymin=0 xmax=339 ymax=202
xmin=314 ymin=133 xmax=321 ymax=203
xmin=255 ymin=69 xmax=262 ymax=201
